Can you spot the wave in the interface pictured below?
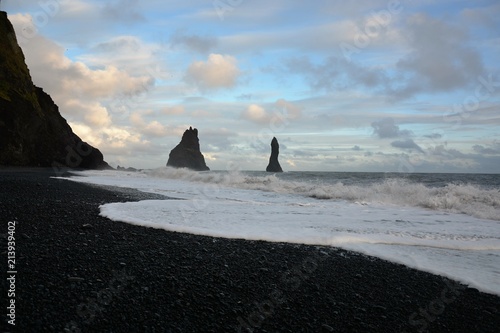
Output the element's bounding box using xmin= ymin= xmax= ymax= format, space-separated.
xmin=146 ymin=168 xmax=500 ymax=221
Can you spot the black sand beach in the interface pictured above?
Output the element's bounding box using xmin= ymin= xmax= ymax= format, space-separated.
xmin=1 ymin=168 xmax=499 ymax=332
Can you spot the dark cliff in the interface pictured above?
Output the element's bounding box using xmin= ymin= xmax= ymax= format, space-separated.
xmin=0 ymin=11 xmax=109 ymax=169
xmin=167 ymin=127 xmax=209 ymax=171
xmin=266 ymin=137 xmax=283 ymax=172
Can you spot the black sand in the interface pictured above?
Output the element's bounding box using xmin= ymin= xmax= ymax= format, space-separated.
xmin=1 ymin=168 xmax=499 ymax=332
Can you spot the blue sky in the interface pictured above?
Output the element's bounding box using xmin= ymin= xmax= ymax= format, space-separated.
xmin=3 ymin=0 xmax=500 ymax=172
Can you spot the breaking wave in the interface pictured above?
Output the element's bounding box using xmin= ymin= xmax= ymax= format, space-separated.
xmin=147 ymin=168 xmax=500 ymax=221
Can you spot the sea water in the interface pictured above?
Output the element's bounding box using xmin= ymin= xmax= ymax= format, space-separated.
xmin=58 ymin=168 xmax=500 ymax=296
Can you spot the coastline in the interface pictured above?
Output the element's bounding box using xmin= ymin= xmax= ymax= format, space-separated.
xmin=1 ymin=168 xmax=499 ymax=332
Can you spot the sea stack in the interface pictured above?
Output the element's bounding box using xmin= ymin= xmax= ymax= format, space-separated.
xmin=167 ymin=127 xmax=210 ymax=171
xmin=0 ymin=11 xmax=109 ymax=169
xmin=266 ymin=137 xmax=283 ymax=172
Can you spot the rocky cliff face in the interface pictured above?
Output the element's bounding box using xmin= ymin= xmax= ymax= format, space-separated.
xmin=266 ymin=137 xmax=283 ymax=172
xmin=0 ymin=11 xmax=109 ymax=169
xmin=167 ymin=127 xmax=210 ymax=171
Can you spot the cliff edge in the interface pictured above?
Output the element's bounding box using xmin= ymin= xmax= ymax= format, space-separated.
xmin=0 ymin=11 xmax=109 ymax=169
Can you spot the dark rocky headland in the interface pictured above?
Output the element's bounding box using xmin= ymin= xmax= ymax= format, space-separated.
xmin=167 ymin=127 xmax=210 ymax=171
xmin=266 ymin=137 xmax=283 ymax=172
xmin=0 ymin=11 xmax=109 ymax=169
xmin=1 ymin=168 xmax=499 ymax=332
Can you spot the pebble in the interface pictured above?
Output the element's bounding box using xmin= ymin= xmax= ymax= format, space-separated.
xmin=68 ymin=277 xmax=84 ymax=282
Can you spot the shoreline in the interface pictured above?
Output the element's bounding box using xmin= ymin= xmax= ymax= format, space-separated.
xmin=1 ymin=168 xmax=499 ymax=332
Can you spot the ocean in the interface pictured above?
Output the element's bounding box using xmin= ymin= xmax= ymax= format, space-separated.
xmin=59 ymin=168 xmax=500 ymax=296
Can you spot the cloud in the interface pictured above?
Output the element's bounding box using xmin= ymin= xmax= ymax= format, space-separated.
xmin=70 ymin=122 xmax=150 ymax=156
xmin=242 ymin=104 xmax=270 ymax=124
xmin=62 ymin=62 xmax=152 ymax=98
xmin=9 ymin=14 xmax=153 ymax=123
xmin=460 ymin=3 xmax=500 ymax=35
xmin=84 ymin=36 xmax=169 ymax=80
xmin=241 ymin=99 xmax=301 ymax=125
xmin=473 ymin=142 xmax=500 ymax=155
xmin=130 ymin=113 xmax=173 ymax=137
xmin=393 ymin=13 xmax=485 ymax=98
xmin=425 ymin=144 xmax=500 ymax=173
xmin=170 ymin=29 xmax=218 ymax=54
xmin=424 ymin=133 xmax=443 ymax=139
xmin=91 ymin=36 xmax=143 ymax=53
xmin=371 ymin=118 xmax=412 ymax=138
xmin=65 ymin=99 xmax=112 ymax=127
xmin=185 ymin=54 xmax=241 ymax=91
xmin=101 ymin=0 xmax=146 ymax=23
xmin=391 ymin=139 xmax=424 ymax=153
xmin=216 ymin=16 xmax=391 ymax=55
xmin=280 ymin=55 xmax=386 ymax=92
xmin=428 ymin=145 xmax=467 ymax=159
xmin=202 ymin=128 xmax=239 ymax=152
xmin=8 ymin=12 xmax=164 ymax=164
xmin=266 ymin=13 xmax=486 ymax=99
xmin=161 ymin=105 xmax=185 ymax=115
xmin=275 ymin=98 xmax=301 ymax=120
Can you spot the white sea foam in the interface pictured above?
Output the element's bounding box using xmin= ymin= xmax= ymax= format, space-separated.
xmin=58 ymin=168 xmax=500 ymax=296
xmin=146 ymin=167 xmax=500 ymax=221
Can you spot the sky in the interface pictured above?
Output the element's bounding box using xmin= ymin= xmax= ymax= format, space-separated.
xmin=2 ymin=0 xmax=500 ymax=173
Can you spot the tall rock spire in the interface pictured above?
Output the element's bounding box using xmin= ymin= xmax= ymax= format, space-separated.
xmin=266 ymin=137 xmax=283 ymax=172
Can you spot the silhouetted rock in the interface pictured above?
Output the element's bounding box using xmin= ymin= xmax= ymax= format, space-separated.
xmin=0 ymin=11 xmax=109 ymax=169
xmin=266 ymin=137 xmax=283 ymax=172
xmin=167 ymin=127 xmax=209 ymax=171
xmin=117 ymin=165 xmax=140 ymax=172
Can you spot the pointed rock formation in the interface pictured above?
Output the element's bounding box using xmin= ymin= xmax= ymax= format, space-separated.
xmin=266 ymin=137 xmax=283 ymax=172
xmin=0 ymin=11 xmax=109 ymax=169
xmin=167 ymin=127 xmax=209 ymax=171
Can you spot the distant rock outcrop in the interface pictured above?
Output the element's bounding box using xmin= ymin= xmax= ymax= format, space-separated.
xmin=266 ymin=137 xmax=283 ymax=172
xmin=117 ymin=165 xmax=141 ymax=172
xmin=167 ymin=127 xmax=209 ymax=171
xmin=0 ymin=11 xmax=109 ymax=169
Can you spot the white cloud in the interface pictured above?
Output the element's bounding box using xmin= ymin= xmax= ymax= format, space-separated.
xmin=64 ymin=99 xmax=112 ymax=127
xmin=185 ymin=54 xmax=241 ymax=91
xmin=8 ymin=12 xmax=160 ymax=163
xmin=130 ymin=112 xmax=188 ymax=138
xmin=242 ymin=99 xmax=301 ymax=125
xmin=83 ymin=35 xmax=170 ymax=81
xmin=9 ymin=13 xmax=153 ymax=108
xmin=69 ymin=122 xmax=150 ymax=156
xmin=130 ymin=113 xmax=168 ymax=137
xmin=275 ymin=98 xmax=301 ymax=120
xmin=242 ymin=104 xmax=270 ymax=124
xmin=162 ymin=105 xmax=185 ymax=115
